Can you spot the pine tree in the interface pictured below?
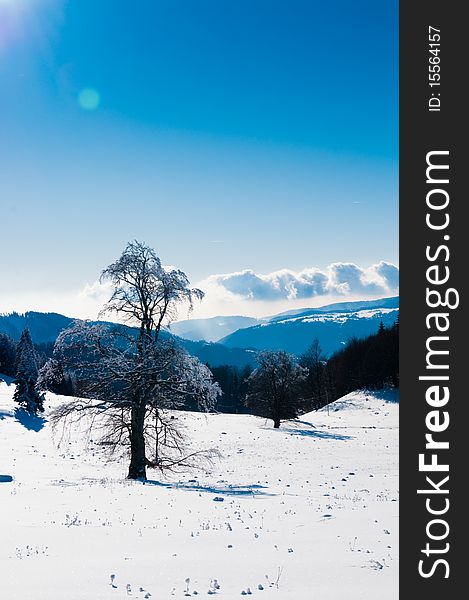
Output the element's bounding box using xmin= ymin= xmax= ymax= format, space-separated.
xmin=0 ymin=333 xmax=17 ymax=377
xmin=13 ymin=329 xmax=44 ymax=414
xmin=299 ymin=339 xmax=326 ymax=410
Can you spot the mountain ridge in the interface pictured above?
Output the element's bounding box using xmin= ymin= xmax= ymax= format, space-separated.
xmin=0 ymin=311 xmax=256 ymax=368
xmin=219 ymin=298 xmax=399 ymax=356
xmin=0 ymin=296 xmax=399 ymax=365
xmin=170 ymin=296 xmax=399 ymax=346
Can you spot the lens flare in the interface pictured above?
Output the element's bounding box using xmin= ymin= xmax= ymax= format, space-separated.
xmin=78 ymin=88 xmax=100 ymax=111
xmin=0 ymin=0 xmax=23 ymax=54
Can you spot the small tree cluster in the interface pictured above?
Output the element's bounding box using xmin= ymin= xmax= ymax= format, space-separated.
xmin=299 ymin=338 xmax=328 ymax=410
xmin=243 ymin=321 xmax=398 ymax=423
xmin=326 ymin=320 xmax=399 ymax=399
xmin=208 ymin=364 xmax=253 ymax=413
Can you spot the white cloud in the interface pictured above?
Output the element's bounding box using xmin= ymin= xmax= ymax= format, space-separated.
xmin=0 ymin=262 xmax=399 ymax=322
xmin=201 ymin=261 xmax=399 ymax=303
xmin=0 ymin=281 xmax=115 ymax=322
xmin=79 ymin=280 xmax=114 ymax=302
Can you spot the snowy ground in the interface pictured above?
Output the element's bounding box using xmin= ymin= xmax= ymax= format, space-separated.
xmin=0 ymin=382 xmax=398 ymax=600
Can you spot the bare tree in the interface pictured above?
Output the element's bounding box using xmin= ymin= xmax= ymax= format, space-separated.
xmin=245 ymin=350 xmax=307 ymax=428
xmin=52 ymin=241 xmax=221 ymax=480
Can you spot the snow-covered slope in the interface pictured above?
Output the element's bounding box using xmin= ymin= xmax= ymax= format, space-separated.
xmin=220 ymin=300 xmax=399 ymax=356
xmin=0 ymin=383 xmax=398 ymax=600
xmin=268 ymin=296 xmax=399 ymax=322
xmin=168 ymin=297 xmax=399 ymax=347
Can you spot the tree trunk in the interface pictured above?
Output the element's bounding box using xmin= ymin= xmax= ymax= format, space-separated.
xmin=128 ymin=403 xmax=147 ymax=480
xmin=273 ymin=417 xmax=281 ymax=429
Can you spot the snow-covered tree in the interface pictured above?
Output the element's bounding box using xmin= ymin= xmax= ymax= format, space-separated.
xmin=37 ymin=358 xmax=74 ymax=395
xmin=13 ymin=329 xmax=44 ymax=414
xmin=245 ymin=350 xmax=307 ymax=428
xmin=52 ymin=241 xmax=221 ymax=480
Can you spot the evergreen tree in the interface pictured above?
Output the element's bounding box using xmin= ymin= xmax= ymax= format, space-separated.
xmin=299 ymin=339 xmax=326 ymax=410
xmin=38 ymin=358 xmax=74 ymax=395
xmin=0 ymin=333 xmax=17 ymax=377
xmin=208 ymin=363 xmax=253 ymax=414
xmin=13 ymin=329 xmax=45 ymax=414
xmin=326 ymin=321 xmax=399 ymax=401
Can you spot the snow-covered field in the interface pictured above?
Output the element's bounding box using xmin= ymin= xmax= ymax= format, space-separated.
xmin=0 ymin=382 xmax=398 ymax=600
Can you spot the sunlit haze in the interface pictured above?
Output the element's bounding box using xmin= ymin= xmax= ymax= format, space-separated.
xmin=0 ymin=0 xmax=398 ymax=321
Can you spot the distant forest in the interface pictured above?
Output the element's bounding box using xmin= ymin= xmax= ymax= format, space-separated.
xmin=0 ymin=319 xmax=398 ymax=416
xmin=208 ymin=320 xmax=399 ymax=414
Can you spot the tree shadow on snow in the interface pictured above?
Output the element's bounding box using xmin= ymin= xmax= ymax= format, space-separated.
xmin=372 ymin=389 xmax=400 ymax=404
xmin=0 ymin=409 xmax=13 ymax=421
xmin=143 ymin=480 xmax=275 ymax=497
xmin=283 ymin=424 xmax=352 ymax=441
xmin=293 ymin=419 xmax=317 ymax=428
xmin=14 ymin=408 xmax=46 ymax=432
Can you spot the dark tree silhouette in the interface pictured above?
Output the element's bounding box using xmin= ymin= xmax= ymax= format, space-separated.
xmin=245 ymin=350 xmax=307 ymax=428
xmin=0 ymin=333 xmax=17 ymax=377
xmin=299 ymin=338 xmax=327 ymax=410
xmin=326 ymin=321 xmax=399 ymax=401
xmin=208 ymin=363 xmax=252 ymax=413
xmin=13 ymin=329 xmax=44 ymax=414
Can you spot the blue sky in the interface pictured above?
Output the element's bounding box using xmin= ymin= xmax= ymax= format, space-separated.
xmin=0 ymin=0 xmax=398 ymax=318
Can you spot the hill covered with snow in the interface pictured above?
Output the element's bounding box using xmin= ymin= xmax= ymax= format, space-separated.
xmin=170 ymin=297 xmax=399 ymax=351
xmin=0 ymin=298 xmax=399 ymax=367
xmin=0 ymin=383 xmax=398 ymax=599
xmin=220 ymin=299 xmax=399 ymax=356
